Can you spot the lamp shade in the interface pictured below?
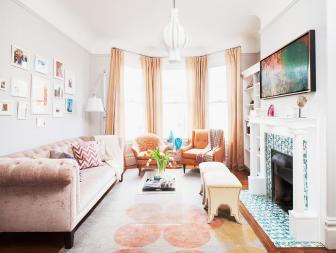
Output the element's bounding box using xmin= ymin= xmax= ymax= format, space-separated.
xmin=85 ymin=96 xmax=105 ymax=112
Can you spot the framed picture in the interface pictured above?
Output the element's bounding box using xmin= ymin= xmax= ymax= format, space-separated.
xmin=0 ymin=79 xmax=8 ymax=91
xmin=53 ymin=80 xmax=64 ymax=99
xmin=17 ymin=101 xmax=28 ymax=120
xmin=53 ymin=99 xmax=64 ymax=117
xmin=64 ymin=70 xmax=75 ymax=94
xmin=35 ymin=55 xmax=48 ymax=74
xmin=54 ymin=59 xmax=64 ymax=80
xmin=65 ymin=96 xmax=73 ymax=113
xmin=0 ymin=100 xmax=14 ymax=116
xmin=31 ymin=75 xmax=51 ymax=115
xmin=11 ymin=78 xmax=29 ymax=98
xmin=36 ymin=118 xmax=47 ymax=128
xmin=11 ymin=45 xmax=30 ymax=70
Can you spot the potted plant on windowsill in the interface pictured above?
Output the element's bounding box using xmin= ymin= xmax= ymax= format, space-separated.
xmin=146 ymin=148 xmax=172 ymax=180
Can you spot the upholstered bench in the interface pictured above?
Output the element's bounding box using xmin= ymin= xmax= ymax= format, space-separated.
xmin=204 ymin=171 xmax=242 ymax=223
xmin=199 ymin=162 xmax=230 ymax=203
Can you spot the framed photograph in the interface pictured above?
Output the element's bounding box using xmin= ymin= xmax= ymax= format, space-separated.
xmin=31 ymin=75 xmax=51 ymax=115
xmin=0 ymin=79 xmax=8 ymax=91
xmin=36 ymin=118 xmax=47 ymax=128
xmin=17 ymin=101 xmax=28 ymax=120
xmin=65 ymin=96 xmax=73 ymax=113
xmin=53 ymin=80 xmax=64 ymax=99
xmin=64 ymin=70 xmax=75 ymax=94
xmin=11 ymin=45 xmax=30 ymax=70
xmin=11 ymin=78 xmax=29 ymax=98
xmin=54 ymin=59 xmax=64 ymax=80
xmin=53 ymin=99 xmax=64 ymax=117
xmin=0 ymin=100 xmax=14 ymax=116
xmin=35 ymin=55 xmax=48 ymax=74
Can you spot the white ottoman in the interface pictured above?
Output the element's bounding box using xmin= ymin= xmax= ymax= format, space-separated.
xmin=199 ymin=162 xmax=230 ymax=196
xmin=204 ymin=171 xmax=242 ymax=223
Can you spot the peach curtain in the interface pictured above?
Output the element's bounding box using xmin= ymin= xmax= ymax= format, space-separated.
xmin=105 ymin=48 xmax=124 ymax=136
xmin=186 ymin=56 xmax=208 ymax=129
xmin=141 ymin=56 xmax=162 ymax=136
xmin=225 ymin=47 xmax=243 ymax=170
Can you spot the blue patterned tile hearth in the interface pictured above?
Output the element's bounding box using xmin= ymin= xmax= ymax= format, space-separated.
xmin=240 ymin=191 xmax=324 ymax=248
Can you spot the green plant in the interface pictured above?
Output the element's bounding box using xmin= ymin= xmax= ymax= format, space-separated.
xmin=146 ymin=148 xmax=171 ymax=175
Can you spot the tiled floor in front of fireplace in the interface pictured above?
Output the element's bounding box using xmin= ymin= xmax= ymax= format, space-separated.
xmin=240 ymin=190 xmax=324 ymax=248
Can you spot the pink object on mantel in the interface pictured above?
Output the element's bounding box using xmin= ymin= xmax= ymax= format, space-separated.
xmin=267 ymin=104 xmax=275 ymax=117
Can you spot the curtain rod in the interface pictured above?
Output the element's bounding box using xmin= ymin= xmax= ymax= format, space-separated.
xmin=112 ymin=46 xmax=242 ymax=59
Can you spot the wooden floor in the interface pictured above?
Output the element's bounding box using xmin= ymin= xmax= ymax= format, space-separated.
xmin=0 ymin=168 xmax=335 ymax=253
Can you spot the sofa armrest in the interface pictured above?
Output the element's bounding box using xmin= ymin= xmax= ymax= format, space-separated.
xmin=131 ymin=143 xmax=141 ymax=158
xmin=181 ymin=144 xmax=193 ymax=154
xmin=0 ymin=158 xmax=79 ymax=187
xmin=213 ymin=147 xmax=225 ymax=162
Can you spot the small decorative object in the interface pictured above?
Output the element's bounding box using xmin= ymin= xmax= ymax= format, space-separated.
xmin=0 ymin=79 xmax=8 ymax=91
xmin=11 ymin=45 xmax=30 ymax=70
xmin=168 ymin=130 xmax=174 ymax=143
xmin=146 ymin=148 xmax=172 ymax=179
xmin=65 ymin=70 xmax=75 ymax=94
xmin=297 ymin=95 xmax=308 ymax=118
xmin=0 ymin=100 xmax=13 ymax=116
xmin=35 ymin=56 xmax=48 ymax=74
xmin=65 ymin=96 xmax=73 ymax=113
xmin=54 ymin=59 xmax=64 ymax=80
xmin=36 ymin=118 xmax=47 ymax=128
xmin=17 ymin=101 xmax=28 ymax=120
xmin=267 ymin=104 xmax=275 ymax=117
xmin=31 ymin=75 xmax=51 ymax=114
xmin=174 ymin=138 xmax=183 ymax=150
xmin=53 ymin=99 xmax=64 ymax=117
xmin=11 ymin=78 xmax=28 ymax=98
xmin=54 ymin=80 xmax=64 ymax=98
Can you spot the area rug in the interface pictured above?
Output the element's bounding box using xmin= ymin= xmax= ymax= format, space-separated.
xmin=60 ymin=169 xmax=267 ymax=253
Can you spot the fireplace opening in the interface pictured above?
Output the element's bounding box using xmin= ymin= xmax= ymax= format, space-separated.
xmin=271 ymin=149 xmax=293 ymax=212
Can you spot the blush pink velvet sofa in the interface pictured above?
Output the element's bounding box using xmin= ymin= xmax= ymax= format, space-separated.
xmin=0 ymin=136 xmax=123 ymax=249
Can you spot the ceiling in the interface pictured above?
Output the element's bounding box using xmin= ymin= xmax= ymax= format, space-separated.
xmin=16 ymin=0 xmax=296 ymax=56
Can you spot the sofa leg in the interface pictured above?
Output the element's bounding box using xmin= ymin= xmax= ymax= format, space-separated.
xmin=119 ymin=171 xmax=124 ymax=182
xmin=138 ymin=167 xmax=141 ymax=176
xmin=64 ymin=230 xmax=75 ymax=249
xmin=183 ymin=164 xmax=186 ymax=174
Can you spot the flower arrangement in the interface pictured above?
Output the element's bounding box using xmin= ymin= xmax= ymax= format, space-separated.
xmin=146 ymin=148 xmax=172 ymax=176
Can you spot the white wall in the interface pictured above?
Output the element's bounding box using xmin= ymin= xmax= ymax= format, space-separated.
xmin=260 ymin=0 xmax=328 ymax=245
xmin=0 ymin=0 xmax=91 ymax=155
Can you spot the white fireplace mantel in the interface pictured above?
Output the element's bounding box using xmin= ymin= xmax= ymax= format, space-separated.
xmin=248 ymin=116 xmax=322 ymax=242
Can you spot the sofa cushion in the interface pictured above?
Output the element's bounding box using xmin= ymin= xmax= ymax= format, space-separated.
xmin=72 ymin=142 xmax=103 ymax=169
xmin=79 ymin=164 xmax=116 ymax=211
xmin=183 ymin=148 xmax=205 ymax=159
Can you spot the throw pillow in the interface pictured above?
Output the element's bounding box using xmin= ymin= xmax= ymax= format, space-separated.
xmin=72 ymin=141 xmax=103 ymax=169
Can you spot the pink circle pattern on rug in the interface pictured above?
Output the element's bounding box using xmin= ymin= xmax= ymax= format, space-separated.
xmin=126 ymin=203 xmax=163 ymax=223
xmin=164 ymin=223 xmax=210 ymax=248
xmin=163 ymin=204 xmax=207 ymax=224
xmin=174 ymin=251 xmax=205 ymax=253
xmin=114 ymin=224 xmax=161 ymax=247
xmin=112 ymin=250 xmax=147 ymax=253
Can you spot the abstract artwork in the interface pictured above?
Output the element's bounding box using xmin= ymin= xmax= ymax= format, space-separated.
xmin=11 ymin=78 xmax=29 ymax=98
xmin=64 ymin=70 xmax=75 ymax=94
xmin=54 ymin=59 xmax=64 ymax=80
xmin=0 ymin=100 xmax=13 ymax=116
xmin=65 ymin=96 xmax=73 ymax=113
xmin=31 ymin=75 xmax=51 ymax=114
xmin=53 ymin=80 xmax=64 ymax=98
xmin=261 ymin=30 xmax=315 ymax=99
xmin=53 ymin=99 xmax=64 ymax=117
xmin=17 ymin=101 xmax=28 ymax=120
xmin=35 ymin=55 xmax=48 ymax=74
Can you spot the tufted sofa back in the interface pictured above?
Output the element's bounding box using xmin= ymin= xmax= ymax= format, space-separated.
xmin=6 ymin=137 xmax=88 ymax=159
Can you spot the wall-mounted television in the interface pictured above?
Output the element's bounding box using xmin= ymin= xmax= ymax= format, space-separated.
xmin=260 ymin=30 xmax=316 ymax=99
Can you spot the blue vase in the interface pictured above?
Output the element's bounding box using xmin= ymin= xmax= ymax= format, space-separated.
xmin=174 ymin=138 xmax=182 ymax=150
xmin=169 ymin=130 xmax=174 ymax=143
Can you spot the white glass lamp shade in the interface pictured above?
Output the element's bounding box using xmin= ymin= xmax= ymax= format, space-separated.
xmin=85 ymin=96 xmax=105 ymax=112
xmin=163 ymin=8 xmax=190 ymax=62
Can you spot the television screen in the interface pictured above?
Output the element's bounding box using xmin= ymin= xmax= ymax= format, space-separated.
xmin=260 ymin=30 xmax=316 ymax=99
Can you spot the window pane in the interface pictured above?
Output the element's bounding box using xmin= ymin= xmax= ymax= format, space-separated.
xmin=124 ymin=65 xmax=146 ymax=140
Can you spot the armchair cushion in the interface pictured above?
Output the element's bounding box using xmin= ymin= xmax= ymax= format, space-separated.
xmin=183 ymin=149 xmax=205 ymax=159
xmin=135 ymin=134 xmax=162 ymax=152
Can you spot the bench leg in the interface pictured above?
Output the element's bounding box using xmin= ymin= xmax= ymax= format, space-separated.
xmin=64 ymin=230 xmax=75 ymax=249
xmin=183 ymin=164 xmax=186 ymax=174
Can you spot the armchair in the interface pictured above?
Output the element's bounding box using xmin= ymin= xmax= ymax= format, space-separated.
xmin=131 ymin=133 xmax=169 ymax=176
xmin=181 ymin=129 xmax=225 ymax=173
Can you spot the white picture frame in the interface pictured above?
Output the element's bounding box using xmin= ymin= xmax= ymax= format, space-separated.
xmin=17 ymin=101 xmax=28 ymax=120
xmin=65 ymin=96 xmax=73 ymax=113
xmin=11 ymin=78 xmax=29 ymax=98
xmin=0 ymin=100 xmax=14 ymax=116
xmin=64 ymin=70 xmax=75 ymax=95
xmin=53 ymin=99 xmax=64 ymax=117
xmin=53 ymin=80 xmax=64 ymax=99
xmin=54 ymin=59 xmax=64 ymax=80
xmin=34 ymin=55 xmax=48 ymax=75
xmin=0 ymin=79 xmax=8 ymax=91
xmin=31 ymin=74 xmax=51 ymax=115
xmin=11 ymin=45 xmax=30 ymax=70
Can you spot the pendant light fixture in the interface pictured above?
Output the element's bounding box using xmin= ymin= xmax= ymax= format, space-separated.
xmin=163 ymin=0 xmax=189 ymax=62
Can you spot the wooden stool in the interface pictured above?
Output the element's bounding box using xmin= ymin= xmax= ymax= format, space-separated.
xmin=204 ymin=171 xmax=242 ymax=223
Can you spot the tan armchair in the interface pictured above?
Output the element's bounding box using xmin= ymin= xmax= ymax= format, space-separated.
xmin=131 ymin=133 xmax=169 ymax=176
xmin=181 ymin=129 xmax=225 ymax=173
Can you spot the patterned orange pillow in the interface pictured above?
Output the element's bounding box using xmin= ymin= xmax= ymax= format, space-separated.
xmin=72 ymin=142 xmax=103 ymax=169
